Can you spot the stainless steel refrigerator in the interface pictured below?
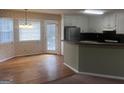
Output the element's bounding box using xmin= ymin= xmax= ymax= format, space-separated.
xmin=64 ymin=26 xmax=80 ymax=41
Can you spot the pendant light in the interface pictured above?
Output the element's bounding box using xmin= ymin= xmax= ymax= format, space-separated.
xmin=19 ymin=9 xmax=32 ymax=28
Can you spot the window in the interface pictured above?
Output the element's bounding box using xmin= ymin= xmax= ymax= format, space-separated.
xmin=46 ymin=24 xmax=56 ymax=51
xmin=19 ymin=20 xmax=40 ymax=41
xmin=0 ymin=18 xmax=13 ymax=43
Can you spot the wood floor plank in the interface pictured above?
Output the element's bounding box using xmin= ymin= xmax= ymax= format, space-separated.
xmin=0 ymin=54 xmax=75 ymax=84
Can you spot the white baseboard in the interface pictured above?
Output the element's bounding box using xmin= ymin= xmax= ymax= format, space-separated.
xmin=64 ymin=63 xmax=79 ymax=73
xmin=64 ymin=63 xmax=124 ymax=80
xmin=0 ymin=56 xmax=15 ymax=62
xmin=0 ymin=53 xmax=54 ymax=63
xmin=79 ymin=72 xmax=124 ymax=80
xmin=15 ymin=53 xmax=43 ymax=57
xmin=0 ymin=53 xmax=43 ymax=62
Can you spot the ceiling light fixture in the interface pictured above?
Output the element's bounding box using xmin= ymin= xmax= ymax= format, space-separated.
xmin=19 ymin=9 xmax=32 ymax=28
xmin=82 ymin=10 xmax=104 ymax=15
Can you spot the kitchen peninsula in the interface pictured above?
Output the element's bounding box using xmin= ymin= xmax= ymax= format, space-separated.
xmin=63 ymin=40 xmax=124 ymax=79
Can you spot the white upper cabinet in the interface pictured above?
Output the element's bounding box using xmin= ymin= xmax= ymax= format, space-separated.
xmin=88 ymin=16 xmax=104 ymax=33
xmin=110 ymin=14 xmax=116 ymax=28
xmin=88 ymin=13 xmax=116 ymax=33
xmin=102 ymin=15 xmax=109 ymax=28
xmin=63 ymin=13 xmax=124 ymax=34
xmin=102 ymin=13 xmax=116 ymax=30
xmin=116 ymin=13 xmax=124 ymax=33
xmin=64 ymin=15 xmax=88 ymax=32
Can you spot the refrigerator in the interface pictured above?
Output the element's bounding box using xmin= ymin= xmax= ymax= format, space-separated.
xmin=64 ymin=26 xmax=80 ymax=41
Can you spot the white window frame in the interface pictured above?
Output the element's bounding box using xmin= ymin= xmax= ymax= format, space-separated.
xmin=0 ymin=17 xmax=14 ymax=44
xmin=18 ymin=19 xmax=41 ymax=42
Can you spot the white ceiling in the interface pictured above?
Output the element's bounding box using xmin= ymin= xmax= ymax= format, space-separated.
xmin=29 ymin=9 xmax=83 ymax=14
xmin=15 ymin=9 xmax=83 ymax=14
xmin=14 ymin=9 xmax=120 ymax=15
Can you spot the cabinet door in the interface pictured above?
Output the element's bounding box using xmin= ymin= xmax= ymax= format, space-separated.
xmin=109 ymin=14 xmax=116 ymax=28
xmin=117 ymin=13 xmax=124 ymax=33
xmin=88 ymin=16 xmax=103 ymax=33
xmin=103 ymin=15 xmax=109 ymax=28
xmin=103 ymin=14 xmax=116 ymax=29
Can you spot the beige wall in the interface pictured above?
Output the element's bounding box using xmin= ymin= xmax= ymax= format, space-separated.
xmin=0 ymin=9 xmax=61 ymax=61
xmin=0 ymin=43 xmax=15 ymax=62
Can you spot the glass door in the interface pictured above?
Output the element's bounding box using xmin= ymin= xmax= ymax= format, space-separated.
xmin=45 ymin=20 xmax=58 ymax=54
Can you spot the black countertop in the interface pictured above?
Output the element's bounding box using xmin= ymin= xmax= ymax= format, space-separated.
xmin=62 ymin=40 xmax=124 ymax=48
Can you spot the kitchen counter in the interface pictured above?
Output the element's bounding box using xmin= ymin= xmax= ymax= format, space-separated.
xmin=63 ymin=40 xmax=124 ymax=78
xmin=62 ymin=40 xmax=124 ymax=48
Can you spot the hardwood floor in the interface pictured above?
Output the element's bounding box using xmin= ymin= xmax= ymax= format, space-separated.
xmin=0 ymin=54 xmax=75 ymax=84
xmin=1 ymin=54 xmax=124 ymax=84
xmin=47 ymin=74 xmax=124 ymax=84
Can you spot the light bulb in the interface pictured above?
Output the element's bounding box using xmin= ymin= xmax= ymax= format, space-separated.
xmin=19 ymin=24 xmax=33 ymax=29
